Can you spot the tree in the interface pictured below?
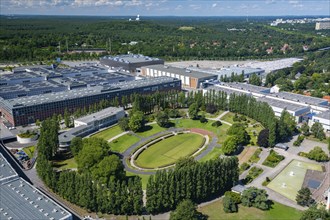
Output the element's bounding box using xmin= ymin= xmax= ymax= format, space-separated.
xmin=64 ymin=108 xmax=73 ymax=128
xmin=118 ymin=117 xmax=129 ymax=131
xmin=227 ymin=123 xmax=250 ymax=145
xmin=91 ymin=155 xmax=125 ymax=185
xmin=70 ymin=137 xmax=83 ymax=156
xmin=307 ymin=147 xmax=329 ymax=162
xmin=241 ymin=187 xmax=269 ymax=210
xmin=300 ymin=122 xmax=310 ymax=136
xmin=296 ymin=187 xmax=313 ymax=207
xmin=249 ymin=74 xmax=262 ymax=86
xmin=170 ymin=200 xmax=199 ymax=220
xmin=311 ymin=122 xmax=326 ymax=140
xmin=257 ymin=129 xmax=269 ymax=148
xmin=300 ymin=205 xmax=330 ymax=220
xmin=222 ymin=136 xmax=239 ymax=155
xmin=175 ymin=157 xmax=197 ymax=170
xmin=223 ymin=195 xmax=238 ymax=213
xmin=188 ymin=103 xmax=199 ymax=120
xmin=205 ymin=103 xmax=217 ymax=114
xmin=156 ymin=111 xmax=170 ymax=128
xmin=199 ymin=114 xmax=207 ymax=123
xmin=128 ymin=111 xmax=145 ymax=132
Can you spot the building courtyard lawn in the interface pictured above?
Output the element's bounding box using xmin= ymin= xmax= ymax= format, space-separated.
xmin=91 ymin=125 xmax=123 ymax=141
xmin=135 ymin=133 xmax=205 ymax=169
xmin=267 ymin=159 xmax=323 ymax=201
xmin=198 ymin=199 xmax=302 ymax=220
xmin=136 ymin=123 xmax=166 ymax=138
xmin=110 ymin=134 xmax=140 ymax=153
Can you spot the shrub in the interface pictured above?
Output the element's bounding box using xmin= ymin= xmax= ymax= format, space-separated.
xmin=240 ymin=162 xmax=250 ymax=172
xmin=244 ymin=166 xmax=263 ymax=184
xmin=307 ymin=147 xmax=329 ymax=162
xmin=205 ymin=103 xmax=217 ymax=114
xmin=224 ymin=191 xmax=241 ymax=204
xmin=293 ymin=135 xmax=305 ymax=146
xmin=211 ymin=120 xmax=222 ymax=127
xmin=262 ymin=150 xmax=285 ymax=168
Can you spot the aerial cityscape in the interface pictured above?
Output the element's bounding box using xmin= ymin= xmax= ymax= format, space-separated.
xmin=0 ymin=0 xmax=329 ymax=220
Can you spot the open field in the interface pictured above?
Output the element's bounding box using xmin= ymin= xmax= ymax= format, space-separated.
xmin=135 ymin=133 xmax=205 ymax=169
xmin=126 ymin=171 xmax=149 ymax=190
xmin=110 ymin=134 xmax=140 ymax=153
xmin=198 ymin=199 xmax=302 ymax=220
xmin=199 ymin=147 xmax=223 ymax=162
xmin=267 ymin=160 xmax=323 ymax=201
xmin=237 ymin=146 xmax=258 ymax=165
xmin=173 ymin=118 xmax=230 ymax=144
xmin=53 ymin=157 xmax=77 ymax=170
xmin=136 ymin=123 xmax=166 ymax=137
xmin=91 ymin=125 xmax=123 ymax=140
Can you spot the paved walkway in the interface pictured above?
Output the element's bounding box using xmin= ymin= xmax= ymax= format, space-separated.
xmin=107 ymin=131 xmax=129 ymax=142
xmin=206 ymin=110 xmax=232 ymax=126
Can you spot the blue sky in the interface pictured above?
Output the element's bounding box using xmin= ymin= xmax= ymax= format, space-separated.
xmin=1 ymin=0 xmax=330 ymax=16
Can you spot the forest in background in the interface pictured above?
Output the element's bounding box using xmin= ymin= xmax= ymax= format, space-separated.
xmin=1 ymin=15 xmax=330 ymax=62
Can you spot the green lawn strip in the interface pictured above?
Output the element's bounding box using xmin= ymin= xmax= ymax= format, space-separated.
xmin=135 ymin=133 xmax=204 ymax=169
xmin=198 ymin=199 xmax=302 ymax=220
xmin=174 ymin=118 xmax=230 ymax=144
xmin=109 ymin=134 xmax=140 ymax=153
xmin=126 ymin=171 xmax=150 ymax=190
xmin=22 ymin=146 xmax=35 ymax=159
xmin=136 ymin=123 xmax=166 ymax=137
xmin=53 ymin=157 xmax=77 ymax=170
xmin=91 ymin=125 xmax=123 ymax=140
xmin=199 ymin=110 xmax=225 ymax=119
xmin=249 ymin=148 xmax=262 ymax=163
xmin=305 ymin=135 xmax=328 ymax=144
xmin=267 ymin=160 xmax=323 ymax=201
xmin=198 ymin=147 xmax=223 ymax=162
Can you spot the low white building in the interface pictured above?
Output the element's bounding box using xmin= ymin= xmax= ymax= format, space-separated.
xmin=309 ymin=111 xmax=330 ymax=131
xmin=59 ymin=107 xmax=125 ymax=149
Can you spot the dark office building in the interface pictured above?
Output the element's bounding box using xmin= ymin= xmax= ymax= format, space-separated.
xmin=0 ymin=77 xmax=181 ymax=126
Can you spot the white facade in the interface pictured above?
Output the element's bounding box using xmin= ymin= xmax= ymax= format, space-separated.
xmin=309 ymin=111 xmax=330 ymax=131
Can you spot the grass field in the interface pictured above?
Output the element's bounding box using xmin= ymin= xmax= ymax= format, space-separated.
xmin=23 ymin=145 xmax=35 ymax=159
xmin=110 ymin=134 xmax=140 ymax=153
xmin=238 ymin=146 xmax=257 ymax=165
xmin=135 ymin=133 xmax=205 ymax=169
xmin=199 ymin=147 xmax=223 ymax=162
xmin=221 ymin=112 xmax=257 ymax=125
xmin=136 ymin=123 xmax=166 ymax=138
xmin=174 ymin=118 xmax=230 ymax=144
xmin=268 ymin=160 xmax=323 ymax=201
xmin=198 ymin=199 xmax=302 ymax=220
xmin=126 ymin=171 xmax=149 ymax=190
xmin=53 ymin=157 xmax=77 ymax=170
xmin=91 ymin=125 xmax=123 ymax=140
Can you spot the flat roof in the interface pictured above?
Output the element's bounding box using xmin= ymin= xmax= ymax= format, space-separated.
xmin=75 ymin=106 xmax=124 ymax=124
xmin=268 ymin=92 xmax=329 ymax=106
xmin=314 ymin=111 xmax=330 ymax=120
xmin=219 ymin=82 xmax=271 ymax=93
xmin=144 ymin=64 xmax=217 ymax=79
xmin=1 ymin=178 xmax=71 ymax=220
xmin=0 ymin=153 xmax=18 ymax=182
xmin=257 ymin=96 xmax=310 ymax=112
xmin=231 ymin=184 xmax=247 ymax=193
xmin=59 ymin=124 xmax=89 ymax=143
xmin=205 ymin=85 xmax=250 ymax=96
xmin=3 ymin=77 xmax=179 ymax=108
xmin=101 ymin=54 xmax=162 ymax=64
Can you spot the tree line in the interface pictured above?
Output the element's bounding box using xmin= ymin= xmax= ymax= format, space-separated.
xmin=36 ymin=117 xmax=143 ymax=215
xmin=146 ymin=157 xmax=239 ymax=214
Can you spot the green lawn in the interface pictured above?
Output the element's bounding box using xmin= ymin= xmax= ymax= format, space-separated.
xmin=126 ymin=171 xmax=150 ymax=190
xmin=246 ymin=123 xmax=264 ymax=145
xmin=136 ymin=123 xmax=166 ymax=138
xmin=199 ymin=147 xmax=223 ymax=162
xmin=199 ymin=110 xmax=225 ymax=119
xmin=198 ymin=199 xmax=302 ymax=220
xmin=174 ymin=118 xmax=230 ymax=144
xmin=23 ymin=146 xmax=35 ymax=159
xmin=268 ymin=160 xmax=323 ymax=201
xmin=53 ymin=157 xmax=77 ymax=170
xmin=91 ymin=125 xmax=124 ymax=140
xmin=135 ymin=133 xmax=205 ymax=169
xmin=221 ymin=112 xmax=257 ymax=125
xmin=110 ymin=134 xmax=140 ymax=153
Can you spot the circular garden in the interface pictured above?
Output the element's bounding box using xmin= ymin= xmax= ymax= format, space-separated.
xmin=134 ymin=132 xmax=206 ymax=169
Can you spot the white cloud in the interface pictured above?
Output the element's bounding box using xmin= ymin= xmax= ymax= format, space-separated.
xmin=189 ymin=4 xmax=201 ymax=10
xmin=265 ymin=0 xmax=276 ymax=5
xmin=289 ymin=0 xmax=299 ymax=4
xmin=212 ymin=3 xmax=217 ymax=8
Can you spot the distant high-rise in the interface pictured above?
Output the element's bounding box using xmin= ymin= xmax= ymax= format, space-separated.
xmin=315 ymin=21 xmax=330 ymax=30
